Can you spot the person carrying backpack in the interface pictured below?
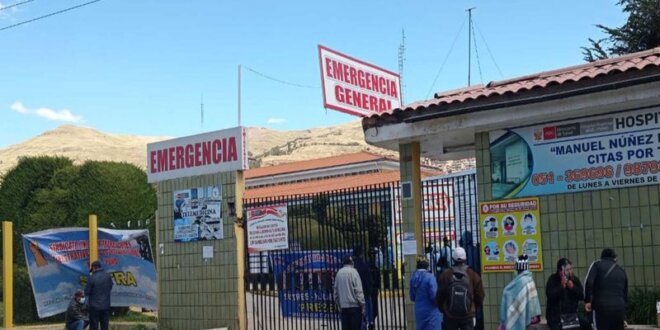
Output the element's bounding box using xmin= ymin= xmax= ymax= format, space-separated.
xmin=436 ymin=247 xmax=485 ymax=330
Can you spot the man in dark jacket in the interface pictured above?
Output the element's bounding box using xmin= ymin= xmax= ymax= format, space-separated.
xmin=584 ymin=248 xmax=628 ymax=330
xmin=65 ymin=290 xmax=88 ymax=330
xmin=85 ymin=260 xmax=114 ymax=330
xmin=353 ymin=246 xmax=374 ymax=329
xmin=546 ymin=258 xmax=590 ymax=330
xmin=436 ymin=247 xmax=485 ymax=330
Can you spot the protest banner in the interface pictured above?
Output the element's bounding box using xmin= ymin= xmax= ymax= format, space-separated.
xmin=23 ymin=228 xmax=157 ymax=318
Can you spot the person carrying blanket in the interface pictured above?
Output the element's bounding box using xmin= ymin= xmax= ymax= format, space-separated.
xmin=498 ymin=255 xmax=541 ymax=330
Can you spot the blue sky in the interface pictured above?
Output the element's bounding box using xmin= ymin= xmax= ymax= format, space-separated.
xmin=0 ymin=0 xmax=625 ymax=148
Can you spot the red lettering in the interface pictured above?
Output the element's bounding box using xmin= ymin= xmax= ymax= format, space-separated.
xmin=194 ymin=143 xmax=202 ymax=166
xmin=378 ymin=98 xmax=388 ymax=112
xmin=168 ymin=147 xmax=176 ymax=170
xmin=202 ymin=141 xmax=211 ymax=165
xmin=335 ymin=85 xmax=345 ymax=103
xmin=357 ymin=70 xmax=365 ymax=88
xmin=331 ymin=60 xmax=344 ymax=81
xmin=370 ymin=73 xmax=378 ymax=93
xmin=150 ymin=151 xmax=157 ymax=173
xmin=325 ymin=58 xmax=334 ymax=78
xmin=378 ymin=77 xmax=386 ymax=94
xmin=212 ymin=139 xmax=222 ymax=163
xmin=228 ymin=137 xmax=237 ymax=161
xmin=157 ymin=149 xmax=168 ymax=172
xmin=175 ymin=146 xmax=184 ymax=169
xmin=185 ymin=144 xmax=194 ymax=167
xmin=349 ymin=67 xmax=357 ymax=85
xmin=389 ymin=80 xmax=398 ymax=98
xmin=369 ymin=95 xmax=378 ymax=111
xmin=222 ymin=138 xmax=228 ymax=162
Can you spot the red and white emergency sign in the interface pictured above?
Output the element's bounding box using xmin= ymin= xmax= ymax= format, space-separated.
xmin=147 ymin=127 xmax=248 ymax=183
xmin=318 ymin=45 xmax=402 ymax=117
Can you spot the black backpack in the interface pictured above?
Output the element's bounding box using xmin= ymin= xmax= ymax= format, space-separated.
xmin=447 ymin=266 xmax=473 ymax=317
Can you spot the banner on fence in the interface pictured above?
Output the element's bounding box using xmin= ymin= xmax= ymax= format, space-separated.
xmin=270 ymin=250 xmax=352 ymax=318
xmin=22 ymin=228 xmax=157 ymax=318
xmin=479 ymin=197 xmax=543 ymax=273
xmin=247 ymin=204 xmax=289 ymax=253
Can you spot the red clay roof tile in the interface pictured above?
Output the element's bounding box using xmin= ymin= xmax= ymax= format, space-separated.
xmin=367 ymin=48 xmax=660 ymax=120
xmin=244 ymin=152 xmax=385 ymax=179
xmin=244 ymin=170 xmax=437 ymax=199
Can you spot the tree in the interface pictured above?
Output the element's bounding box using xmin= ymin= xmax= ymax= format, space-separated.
xmin=582 ymin=0 xmax=660 ymax=62
xmin=0 ymin=157 xmax=157 ymax=323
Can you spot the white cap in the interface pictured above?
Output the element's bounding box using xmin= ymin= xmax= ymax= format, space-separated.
xmin=453 ymin=247 xmax=467 ymax=262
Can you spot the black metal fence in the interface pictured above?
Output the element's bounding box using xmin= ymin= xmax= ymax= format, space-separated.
xmin=244 ymin=182 xmax=406 ymax=330
xmin=243 ymin=171 xmax=480 ymax=330
xmin=419 ymin=171 xmax=481 ymax=277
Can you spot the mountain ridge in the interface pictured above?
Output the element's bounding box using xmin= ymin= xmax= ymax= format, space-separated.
xmin=0 ymin=122 xmax=474 ymax=177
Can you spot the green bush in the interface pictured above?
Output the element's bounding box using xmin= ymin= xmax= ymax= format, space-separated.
xmin=626 ymin=287 xmax=660 ymax=325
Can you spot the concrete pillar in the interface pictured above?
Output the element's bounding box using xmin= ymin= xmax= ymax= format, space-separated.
xmin=399 ymin=142 xmax=423 ymax=330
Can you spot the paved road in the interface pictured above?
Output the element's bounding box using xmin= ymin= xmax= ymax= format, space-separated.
xmin=247 ymin=292 xmax=406 ymax=330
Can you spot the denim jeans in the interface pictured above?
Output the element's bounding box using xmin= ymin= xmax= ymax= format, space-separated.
xmin=67 ymin=319 xmax=86 ymax=330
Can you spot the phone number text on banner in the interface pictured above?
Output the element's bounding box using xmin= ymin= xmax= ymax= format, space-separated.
xmin=490 ymin=108 xmax=660 ymax=199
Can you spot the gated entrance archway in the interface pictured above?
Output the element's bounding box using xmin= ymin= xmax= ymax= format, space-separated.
xmin=244 ymin=171 xmax=478 ymax=330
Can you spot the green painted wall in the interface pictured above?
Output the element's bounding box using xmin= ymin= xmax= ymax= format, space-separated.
xmin=475 ymin=132 xmax=660 ymax=329
xmin=156 ymin=172 xmax=242 ymax=330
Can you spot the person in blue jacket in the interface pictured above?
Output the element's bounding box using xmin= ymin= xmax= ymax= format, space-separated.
xmin=409 ymin=255 xmax=443 ymax=330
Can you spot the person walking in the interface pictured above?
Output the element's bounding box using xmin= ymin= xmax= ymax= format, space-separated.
xmin=584 ymin=248 xmax=628 ymax=330
xmin=65 ymin=290 xmax=89 ymax=330
xmin=353 ymin=246 xmax=375 ymax=330
xmin=436 ymin=247 xmax=485 ymax=330
xmin=546 ymin=258 xmax=590 ymax=330
xmin=410 ymin=256 xmax=443 ymax=330
xmin=498 ymin=255 xmax=541 ymax=330
xmin=334 ymin=255 xmax=366 ymax=330
xmin=84 ymin=260 xmax=114 ymax=330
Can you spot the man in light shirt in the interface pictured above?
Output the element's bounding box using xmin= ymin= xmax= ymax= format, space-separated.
xmin=334 ymin=255 xmax=366 ymax=329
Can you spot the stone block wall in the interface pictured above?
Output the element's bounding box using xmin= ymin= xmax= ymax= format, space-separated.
xmin=156 ymin=172 xmax=244 ymax=330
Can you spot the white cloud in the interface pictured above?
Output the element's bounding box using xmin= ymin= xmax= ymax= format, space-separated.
xmin=0 ymin=1 xmax=19 ymax=19
xmin=267 ymin=117 xmax=287 ymax=124
xmin=10 ymin=101 xmax=28 ymax=113
xmin=9 ymin=101 xmax=83 ymax=123
xmin=28 ymin=260 xmax=62 ymax=278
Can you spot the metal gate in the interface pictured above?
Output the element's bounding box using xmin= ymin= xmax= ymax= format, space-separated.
xmin=418 ymin=171 xmax=480 ymax=276
xmin=244 ymin=171 xmax=480 ymax=330
xmin=244 ymin=182 xmax=406 ymax=330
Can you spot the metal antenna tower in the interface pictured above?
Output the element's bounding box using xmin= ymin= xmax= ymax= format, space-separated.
xmin=467 ymin=7 xmax=476 ymax=86
xmin=398 ymin=28 xmax=406 ymax=103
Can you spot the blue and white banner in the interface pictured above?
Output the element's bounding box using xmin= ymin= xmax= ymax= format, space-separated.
xmin=270 ymin=250 xmax=351 ymax=318
xmin=22 ymin=228 xmax=157 ymax=318
xmin=490 ymin=108 xmax=660 ymax=199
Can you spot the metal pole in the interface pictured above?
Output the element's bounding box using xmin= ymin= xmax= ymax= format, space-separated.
xmin=89 ymin=214 xmax=98 ymax=263
xmin=3 ymin=221 xmax=13 ymax=329
xmin=238 ymin=65 xmax=242 ymax=127
xmin=467 ymin=7 xmax=475 ymax=86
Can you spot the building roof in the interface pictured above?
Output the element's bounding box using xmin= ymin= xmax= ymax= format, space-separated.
xmin=244 ymin=152 xmax=386 ymax=179
xmin=245 ymin=169 xmax=440 ymax=199
xmin=364 ymin=47 xmax=660 ymax=123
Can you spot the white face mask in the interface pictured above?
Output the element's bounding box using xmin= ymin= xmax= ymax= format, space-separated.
xmin=79 ymin=297 xmax=86 ymax=304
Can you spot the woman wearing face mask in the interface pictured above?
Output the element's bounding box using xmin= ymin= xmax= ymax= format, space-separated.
xmin=545 ymin=258 xmax=590 ymax=330
xmin=65 ymin=290 xmax=89 ymax=330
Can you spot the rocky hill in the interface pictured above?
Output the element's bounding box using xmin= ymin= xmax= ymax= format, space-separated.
xmin=0 ymin=122 xmax=474 ymax=177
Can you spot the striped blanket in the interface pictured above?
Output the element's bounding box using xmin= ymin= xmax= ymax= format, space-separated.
xmin=499 ymin=270 xmax=541 ymax=330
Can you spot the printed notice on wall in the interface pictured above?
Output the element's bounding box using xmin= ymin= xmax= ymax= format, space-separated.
xmin=490 ymin=108 xmax=660 ymax=199
xmin=247 ymin=204 xmax=289 ymax=253
xmin=479 ymin=197 xmax=543 ymax=273
xmin=173 ymin=186 xmax=223 ymax=242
